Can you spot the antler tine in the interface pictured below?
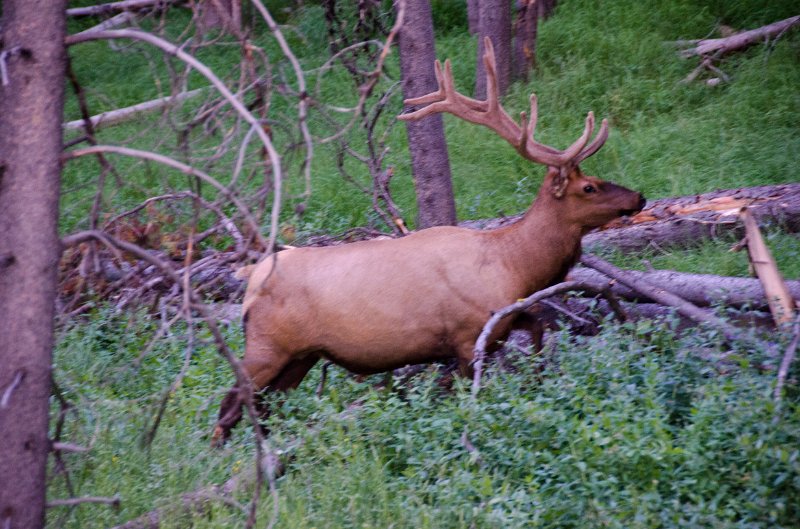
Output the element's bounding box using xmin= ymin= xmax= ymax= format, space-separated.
xmin=399 ymin=60 xmax=448 ymax=121
xmin=573 ymin=118 xmax=609 ymax=164
xmin=556 ymin=111 xmax=595 ymax=164
xmin=483 ymin=38 xmax=500 ymax=115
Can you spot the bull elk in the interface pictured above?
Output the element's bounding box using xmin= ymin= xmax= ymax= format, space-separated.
xmin=212 ymin=38 xmax=645 ymax=445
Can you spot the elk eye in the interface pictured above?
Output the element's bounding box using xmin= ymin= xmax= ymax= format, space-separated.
xmin=583 ymin=184 xmax=596 ymax=194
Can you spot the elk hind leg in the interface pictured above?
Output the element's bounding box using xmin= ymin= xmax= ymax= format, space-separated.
xmin=212 ymin=353 xmax=292 ymax=447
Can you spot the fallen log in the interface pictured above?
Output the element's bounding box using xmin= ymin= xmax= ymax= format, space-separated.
xmin=678 ymin=15 xmax=800 ymax=58
xmin=584 ymin=183 xmax=800 ymax=253
xmin=580 ymin=254 xmax=745 ymax=343
xmin=568 ymin=267 xmax=800 ymax=310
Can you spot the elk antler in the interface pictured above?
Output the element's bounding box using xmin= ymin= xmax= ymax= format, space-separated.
xmin=399 ymin=37 xmax=609 ymax=168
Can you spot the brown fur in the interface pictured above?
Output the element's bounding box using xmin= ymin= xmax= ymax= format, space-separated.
xmin=211 ymin=166 xmax=644 ymax=445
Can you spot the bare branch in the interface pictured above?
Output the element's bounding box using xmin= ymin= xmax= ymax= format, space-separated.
xmin=66 ymin=0 xmax=181 ymax=17
xmin=47 ymin=495 xmax=121 ymax=508
xmin=472 ymin=280 xmax=612 ymax=397
xmin=250 ymin=0 xmax=313 ymax=203
xmin=63 ymin=88 xmax=204 ymax=131
xmin=318 ymin=0 xmax=406 ymax=144
xmin=65 ymin=28 xmax=282 ymax=254
xmin=62 ymin=145 xmax=264 ymax=250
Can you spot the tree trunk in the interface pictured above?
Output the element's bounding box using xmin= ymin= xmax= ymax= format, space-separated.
xmin=398 ymin=0 xmax=457 ymax=228
xmin=467 ymin=0 xmax=480 ymax=35
xmin=196 ymin=0 xmax=242 ymax=34
xmin=538 ymin=0 xmax=558 ymax=19
xmin=512 ymin=0 xmax=538 ymax=82
xmin=475 ymin=0 xmax=512 ymax=99
xmin=0 ymin=1 xmax=67 ymax=528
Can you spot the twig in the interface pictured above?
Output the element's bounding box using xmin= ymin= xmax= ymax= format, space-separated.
xmin=318 ymin=0 xmax=406 ymax=144
xmin=0 ymin=370 xmax=25 ymax=408
xmin=72 ymin=11 xmax=137 ymax=38
xmin=47 ymin=495 xmax=121 ymax=508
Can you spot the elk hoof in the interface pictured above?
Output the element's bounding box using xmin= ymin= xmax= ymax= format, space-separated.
xmin=210 ymin=425 xmax=228 ymax=448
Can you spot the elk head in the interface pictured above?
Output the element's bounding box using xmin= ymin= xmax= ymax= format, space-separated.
xmin=399 ymin=37 xmax=645 ymax=228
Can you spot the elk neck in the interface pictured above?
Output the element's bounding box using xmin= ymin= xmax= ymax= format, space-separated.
xmin=488 ymin=190 xmax=584 ymax=291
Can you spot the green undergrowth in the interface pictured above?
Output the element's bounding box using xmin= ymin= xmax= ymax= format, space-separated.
xmin=50 ymin=308 xmax=800 ymax=528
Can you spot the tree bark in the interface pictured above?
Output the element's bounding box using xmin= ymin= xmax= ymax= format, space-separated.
xmin=0 ymin=1 xmax=68 ymax=528
xmin=512 ymin=0 xmax=538 ymax=82
xmin=398 ymin=0 xmax=457 ymax=228
xmin=196 ymin=0 xmax=242 ymax=35
xmin=467 ymin=0 xmax=480 ymax=35
xmin=475 ymin=0 xmax=512 ymax=99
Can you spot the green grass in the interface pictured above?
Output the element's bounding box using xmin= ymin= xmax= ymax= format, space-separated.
xmin=604 ymin=230 xmax=800 ymax=279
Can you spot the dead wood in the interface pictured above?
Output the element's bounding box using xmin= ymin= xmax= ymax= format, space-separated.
xmin=584 ymin=183 xmax=800 ymax=253
xmin=774 ymin=316 xmax=800 ymax=410
xmin=580 ymin=254 xmax=745 ymax=343
xmin=741 ymin=207 xmax=796 ymax=325
xmin=72 ymin=11 xmax=138 ymax=38
xmin=567 ymin=267 xmax=800 ymax=310
xmin=67 ymin=0 xmax=183 ymax=18
xmin=63 ymin=89 xmax=204 ymax=131
xmin=472 ymin=280 xmax=620 ymax=397
xmin=678 ymin=16 xmax=800 ymax=58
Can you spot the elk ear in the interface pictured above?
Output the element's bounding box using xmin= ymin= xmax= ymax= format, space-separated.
xmin=550 ymin=167 xmax=569 ymax=199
